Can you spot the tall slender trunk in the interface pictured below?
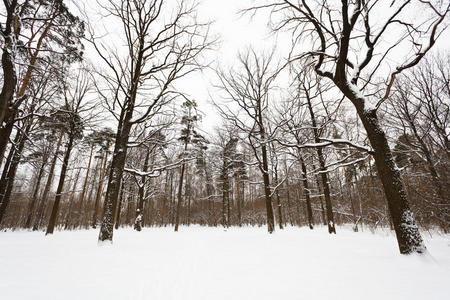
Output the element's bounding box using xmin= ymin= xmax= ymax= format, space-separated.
xmin=283 ymin=159 xmax=294 ymax=226
xmin=345 ymin=167 xmax=358 ymax=232
xmin=174 ymin=162 xmax=186 ymax=232
xmin=274 ymin=166 xmax=283 ymax=229
xmin=33 ymin=129 xmax=64 ymax=231
xmin=92 ymin=146 xmax=109 ymax=228
xmin=134 ymin=148 xmax=150 ymax=231
xmin=204 ymin=165 xmax=214 ymax=226
xmin=46 ymin=133 xmax=75 ymax=235
xmin=235 ymin=171 xmax=242 ymax=226
xmin=25 ymin=158 xmax=48 ymax=228
xmin=0 ymin=123 xmax=31 ymax=223
xmin=186 ymin=168 xmax=191 ymax=226
xmin=76 ymin=144 xmax=94 ymax=227
xmin=169 ymin=170 xmax=174 ymax=225
xmin=221 ymin=163 xmax=229 ymax=228
xmin=0 ymin=129 xmax=20 ymax=201
xmin=64 ymin=167 xmax=82 ymax=230
xmin=174 ymin=116 xmax=191 ymax=232
xmin=315 ymin=173 xmax=327 ymax=226
xmin=300 ymin=156 xmax=314 ymax=229
xmin=306 ymin=93 xmax=335 ymax=234
xmin=260 ymin=142 xmax=275 ymax=233
xmin=115 ymin=181 xmax=124 ymax=230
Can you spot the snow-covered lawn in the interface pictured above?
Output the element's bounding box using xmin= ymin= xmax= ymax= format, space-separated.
xmin=0 ymin=226 xmax=449 ymax=300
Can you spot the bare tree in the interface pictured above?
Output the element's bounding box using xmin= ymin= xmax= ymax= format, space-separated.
xmin=215 ymin=50 xmax=279 ymax=233
xmin=89 ymin=0 xmax=213 ymax=242
xmin=46 ymin=67 xmax=93 ymax=235
xmin=249 ymin=0 xmax=449 ymax=254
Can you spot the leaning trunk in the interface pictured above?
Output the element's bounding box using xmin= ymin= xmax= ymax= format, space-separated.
xmin=359 ymin=108 xmax=425 ymax=254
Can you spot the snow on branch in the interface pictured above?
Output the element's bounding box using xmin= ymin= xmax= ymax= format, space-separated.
xmin=124 ymin=157 xmax=196 ymax=178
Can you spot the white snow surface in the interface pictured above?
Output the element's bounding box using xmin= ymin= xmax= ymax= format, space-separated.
xmin=1 ymin=226 xmax=449 ymax=300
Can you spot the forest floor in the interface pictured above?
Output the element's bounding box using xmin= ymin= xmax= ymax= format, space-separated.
xmin=0 ymin=225 xmax=449 ymax=300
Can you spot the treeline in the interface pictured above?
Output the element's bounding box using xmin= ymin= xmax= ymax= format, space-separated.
xmin=0 ymin=0 xmax=448 ymax=255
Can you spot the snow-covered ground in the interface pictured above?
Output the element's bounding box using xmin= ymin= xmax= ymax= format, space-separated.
xmin=1 ymin=226 xmax=449 ymax=300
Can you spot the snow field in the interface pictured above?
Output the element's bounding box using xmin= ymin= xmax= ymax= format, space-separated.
xmin=0 ymin=226 xmax=449 ymax=300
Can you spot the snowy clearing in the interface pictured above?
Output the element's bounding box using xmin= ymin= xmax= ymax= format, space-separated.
xmin=1 ymin=226 xmax=449 ymax=300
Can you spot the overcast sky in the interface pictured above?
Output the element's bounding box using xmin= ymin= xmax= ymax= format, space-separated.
xmin=77 ymin=0 xmax=450 ymax=136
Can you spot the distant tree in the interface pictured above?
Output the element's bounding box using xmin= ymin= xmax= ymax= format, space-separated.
xmin=215 ymin=50 xmax=278 ymax=233
xmin=46 ymin=68 xmax=92 ymax=235
xmin=174 ymin=100 xmax=207 ymax=231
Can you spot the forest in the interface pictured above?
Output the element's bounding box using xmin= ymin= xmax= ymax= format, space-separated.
xmin=0 ymin=0 xmax=449 ymax=260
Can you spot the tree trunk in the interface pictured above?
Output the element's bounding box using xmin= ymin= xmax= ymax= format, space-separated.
xmin=134 ymin=148 xmax=150 ymax=231
xmin=174 ymin=162 xmax=186 ymax=232
xmin=99 ymin=101 xmax=136 ymax=242
xmin=306 ymin=94 xmax=335 ymax=234
xmin=300 ymin=156 xmax=314 ymax=229
xmin=0 ymin=129 xmax=20 ymax=201
xmin=0 ymin=123 xmax=30 ymax=223
xmin=33 ymin=130 xmax=64 ymax=231
xmin=345 ymin=167 xmax=358 ymax=232
xmin=25 ymin=158 xmax=48 ymax=228
xmin=46 ymin=133 xmax=75 ymax=235
xmin=359 ymin=108 xmax=425 ymax=254
xmin=64 ymin=167 xmax=82 ymax=230
xmin=76 ymin=144 xmax=94 ymax=228
xmin=92 ymin=149 xmax=108 ymax=228
xmin=235 ymin=171 xmax=242 ymax=226
xmin=0 ymin=122 xmax=14 ymax=168
xmin=274 ymin=166 xmax=283 ymax=229
xmin=260 ymin=142 xmax=275 ymax=233
xmin=115 ymin=182 xmax=124 ymax=230
xmin=0 ymin=15 xmax=17 ymax=128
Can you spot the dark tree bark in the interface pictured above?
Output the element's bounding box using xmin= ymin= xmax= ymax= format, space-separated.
xmin=300 ymin=156 xmax=314 ymax=229
xmin=76 ymin=143 xmax=94 ymax=227
xmin=358 ymin=108 xmax=425 ymax=253
xmin=0 ymin=129 xmax=20 ymax=201
xmin=221 ymin=169 xmax=229 ymax=228
xmin=305 ymin=90 xmax=335 ymax=233
xmin=273 ymin=165 xmax=283 ymax=229
xmin=115 ymin=182 xmax=125 ymax=230
xmin=25 ymin=157 xmax=48 ymax=228
xmin=46 ymin=133 xmax=75 ymax=235
xmin=0 ymin=0 xmax=18 ymax=127
xmin=134 ymin=148 xmax=150 ymax=231
xmin=235 ymin=171 xmax=242 ymax=226
xmin=174 ymin=161 xmax=186 ymax=232
xmin=345 ymin=167 xmax=358 ymax=232
xmin=92 ymin=147 xmax=109 ymax=228
xmin=33 ymin=129 xmax=64 ymax=231
xmin=0 ymin=123 xmax=31 ymax=224
xmin=260 ymin=140 xmax=275 ymax=233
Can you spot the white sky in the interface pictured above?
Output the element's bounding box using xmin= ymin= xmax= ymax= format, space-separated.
xmin=78 ymin=0 xmax=289 ymax=136
xmin=76 ymin=0 xmax=450 ymax=137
